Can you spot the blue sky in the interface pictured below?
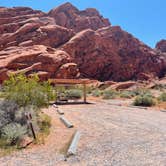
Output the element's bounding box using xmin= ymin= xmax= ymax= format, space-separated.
xmin=0 ymin=0 xmax=165 ymax=48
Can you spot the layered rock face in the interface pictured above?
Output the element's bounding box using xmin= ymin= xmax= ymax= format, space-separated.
xmin=48 ymin=2 xmax=110 ymax=32
xmin=62 ymin=26 xmax=166 ymax=81
xmin=0 ymin=45 xmax=79 ymax=83
xmin=0 ymin=3 xmax=165 ymax=82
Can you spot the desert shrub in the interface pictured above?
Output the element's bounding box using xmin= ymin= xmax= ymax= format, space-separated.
xmin=0 ymin=100 xmax=19 ymax=129
xmin=1 ymin=123 xmax=27 ymax=145
xmin=120 ymin=91 xmax=136 ymax=98
xmin=2 ymin=73 xmax=55 ymax=108
xmin=133 ymin=94 xmax=156 ymax=107
xmin=38 ymin=114 xmax=51 ymax=135
xmin=0 ymin=101 xmax=40 ymax=145
xmin=91 ymin=89 xmax=102 ymax=97
xmin=0 ymin=74 xmax=54 ymax=149
xmin=158 ymin=92 xmax=166 ymax=102
xmin=102 ymin=90 xmax=118 ymax=99
xmin=66 ymin=89 xmax=82 ymax=100
xmin=0 ymin=101 xmax=38 ymax=128
xmin=16 ymin=105 xmax=39 ymax=130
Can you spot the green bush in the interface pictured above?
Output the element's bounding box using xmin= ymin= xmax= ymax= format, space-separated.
xmin=0 ymin=73 xmax=54 ymax=149
xmin=66 ymin=89 xmax=82 ymax=100
xmin=2 ymin=73 xmax=55 ymax=108
xmin=1 ymin=123 xmax=27 ymax=145
xmin=102 ymin=90 xmax=118 ymax=99
xmin=158 ymin=92 xmax=166 ymax=102
xmin=91 ymin=90 xmax=102 ymax=97
xmin=133 ymin=94 xmax=156 ymax=107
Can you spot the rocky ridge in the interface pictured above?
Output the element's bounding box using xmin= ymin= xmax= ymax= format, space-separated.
xmin=0 ymin=2 xmax=165 ymax=83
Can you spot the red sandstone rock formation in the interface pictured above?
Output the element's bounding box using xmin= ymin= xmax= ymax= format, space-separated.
xmin=156 ymin=40 xmax=166 ymax=53
xmin=48 ymin=2 xmax=110 ymax=32
xmin=0 ymin=45 xmax=79 ymax=83
xmin=0 ymin=3 xmax=165 ymax=82
xmin=62 ymin=26 xmax=166 ymax=81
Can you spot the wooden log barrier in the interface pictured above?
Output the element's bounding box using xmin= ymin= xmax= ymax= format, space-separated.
xmin=67 ymin=131 xmax=80 ymax=156
xmin=60 ymin=116 xmax=73 ymax=128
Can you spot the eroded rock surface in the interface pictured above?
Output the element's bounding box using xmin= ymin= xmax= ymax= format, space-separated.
xmin=0 ymin=45 xmax=79 ymax=83
xmin=0 ymin=3 xmax=165 ymax=82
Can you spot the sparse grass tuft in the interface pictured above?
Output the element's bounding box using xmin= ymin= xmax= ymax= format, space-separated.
xmin=38 ymin=114 xmax=51 ymax=135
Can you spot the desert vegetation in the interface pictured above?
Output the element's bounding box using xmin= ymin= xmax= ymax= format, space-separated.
xmin=87 ymin=84 xmax=166 ymax=108
xmin=0 ymin=73 xmax=165 ymax=157
xmin=0 ymin=74 xmax=55 ymax=154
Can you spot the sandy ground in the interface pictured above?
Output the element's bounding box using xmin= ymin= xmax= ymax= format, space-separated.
xmin=0 ymin=99 xmax=166 ymax=166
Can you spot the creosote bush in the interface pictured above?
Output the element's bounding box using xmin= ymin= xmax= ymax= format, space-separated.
xmin=0 ymin=73 xmax=53 ymax=149
xmin=2 ymin=73 xmax=55 ymax=108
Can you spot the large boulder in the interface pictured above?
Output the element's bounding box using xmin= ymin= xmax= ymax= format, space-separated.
xmin=18 ymin=135 xmax=33 ymax=148
xmin=55 ymin=63 xmax=80 ymax=79
xmin=62 ymin=26 xmax=166 ymax=81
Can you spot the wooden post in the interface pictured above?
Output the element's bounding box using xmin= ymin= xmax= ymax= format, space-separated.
xmin=25 ymin=113 xmax=36 ymax=140
xmin=83 ymin=83 xmax=86 ymax=103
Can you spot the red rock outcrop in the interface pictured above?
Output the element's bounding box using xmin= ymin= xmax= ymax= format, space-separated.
xmin=156 ymin=40 xmax=166 ymax=53
xmin=62 ymin=26 xmax=166 ymax=81
xmin=48 ymin=2 xmax=110 ymax=32
xmin=0 ymin=45 xmax=80 ymax=83
xmin=0 ymin=3 xmax=165 ymax=82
